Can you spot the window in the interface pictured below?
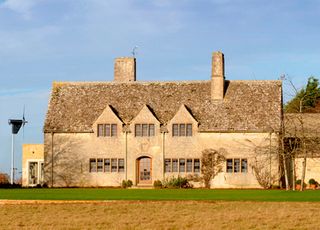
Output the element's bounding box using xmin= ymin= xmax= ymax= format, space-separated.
xmin=226 ymin=159 xmax=233 ymax=173
xmin=226 ymin=158 xmax=247 ymax=173
xmin=165 ymin=159 xmax=171 ymax=172
xmin=179 ymin=124 xmax=186 ymax=136
xmin=111 ymin=124 xmax=117 ymax=137
xmin=89 ymin=158 xmax=97 ymax=172
xmin=186 ymin=159 xmax=192 ymax=172
xmin=135 ymin=124 xmax=155 ymax=137
xmin=241 ymin=159 xmax=248 ymax=173
xmin=135 ymin=124 xmax=142 ymax=136
xmin=97 ymin=158 xmax=103 ymax=172
xmin=186 ymin=124 xmax=192 ymax=136
xmin=194 ymin=159 xmax=200 ymax=173
xmin=97 ymin=124 xmax=117 ymax=137
xmin=172 ymin=124 xmax=179 ymax=136
xmin=118 ymin=159 xmax=125 ymax=172
xmin=90 ymin=158 xmax=125 ymax=173
xmin=104 ymin=159 xmax=110 ymax=172
xmin=111 ymin=158 xmax=117 ymax=172
xmin=164 ymin=158 xmax=200 ymax=174
xmin=98 ymin=124 xmax=104 ymax=137
xmin=234 ymin=159 xmax=240 ymax=173
xmin=172 ymin=159 xmax=178 ymax=172
xmin=172 ymin=123 xmax=193 ymax=137
xmin=179 ymin=159 xmax=186 ymax=172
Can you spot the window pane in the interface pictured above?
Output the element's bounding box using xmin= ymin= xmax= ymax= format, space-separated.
xmin=241 ymin=159 xmax=248 ymax=173
xmin=118 ymin=159 xmax=125 ymax=172
xmin=104 ymin=159 xmax=110 ymax=172
xmin=111 ymin=158 xmax=117 ymax=172
xmin=179 ymin=159 xmax=186 ymax=172
xmin=165 ymin=159 xmax=171 ymax=173
xmin=179 ymin=124 xmax=186 ymax=136
xmin=149 ymin=124 xmax=155 ymax=136
xmin=105 ymin=124 xmax=111 ymax=136
xmin=90 ymin=159 xmax=97 ymax=172
xmin=135 ymin=124 xmax=141 ymax=137
xmin=186 ymin=124 xmax=192 ymax=136
xmin=186 ymin=159 xmax=193 ymax=172
xmin=172 ymin=124 xmax=179 ymax=136
xmin=111 ymin=124 xmax=117 ymax=137
xmin=234 ymin=159 xmax=240 ymax=173
xmin=97 ymin=158 xmax=103 ymax=172
xmin=226 ymin=159 xmax=233 ymax=173
xmin=97 ymin=124 xmax=104 ymax=137
xmin=142 ymin=124 xmax=148 ymax=136
xmin=172 ymin=159 xmax=178 ymax=172
xmin=194 ymin=159 xmax=200 ymax=173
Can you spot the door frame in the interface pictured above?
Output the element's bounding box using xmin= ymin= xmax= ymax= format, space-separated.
xmin=136 ymin=156 xmax=152 ymax=185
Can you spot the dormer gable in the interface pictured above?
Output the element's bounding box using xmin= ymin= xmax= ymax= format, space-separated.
xmin=169 ymin=104 xmax=198 ymax=125
xmin=168 ymin=104 xmax=198 ymax=136
xmin=130 ymin=104 xmax=160 ymax=125
xmin=92 ymin=105 xmax=123 ymax=136
xmin=130 ymin=105 xmax=160 ymax=137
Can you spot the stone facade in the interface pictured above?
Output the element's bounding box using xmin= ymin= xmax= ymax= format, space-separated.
xmin=43 ymin=51 xmax=282 ymax=188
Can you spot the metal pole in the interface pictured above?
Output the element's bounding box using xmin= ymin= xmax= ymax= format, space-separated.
xmin=11 ymin=134 xmax=14 ymax=184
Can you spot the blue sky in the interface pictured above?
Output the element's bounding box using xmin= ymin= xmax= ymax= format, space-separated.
xmin=1 ymin=0 xmax=320 ymax=176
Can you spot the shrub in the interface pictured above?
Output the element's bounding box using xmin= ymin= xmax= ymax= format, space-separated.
xmin=308 ymin=178 xmax=317 ymax=185
xmin=296 ymin=179 xmax=307 ymax=187
xmin=121 ymin=180 xmax=133 ymax=188
xmin=153 ymin=180 xmax=162 ymax=189
xmin=162 ymin=176 xmax=192 ymax=189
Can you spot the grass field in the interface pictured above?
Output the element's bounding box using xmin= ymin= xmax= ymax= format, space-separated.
xmin=1 ymin=201 xmax=320 ymax=229
xmin=0 ymin=188 xmax=320 ymax=201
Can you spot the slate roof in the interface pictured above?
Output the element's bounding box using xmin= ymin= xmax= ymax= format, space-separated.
xmin=44 ymin=80 xmax=282 ymax=133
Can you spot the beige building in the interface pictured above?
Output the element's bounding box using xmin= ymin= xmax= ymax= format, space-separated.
xmin=43 ymin=52 xmax=282 ymax=188
xmin=22 ymin=144 xmax=44 ymax=187
xmin=285 ymin=113 xmax=320 ymax=187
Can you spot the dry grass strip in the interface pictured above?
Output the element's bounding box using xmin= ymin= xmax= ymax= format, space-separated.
xmin=1 ymin=200 xmax=320 ymax=230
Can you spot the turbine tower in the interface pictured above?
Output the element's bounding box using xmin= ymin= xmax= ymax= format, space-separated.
xmin=8 ymin=109 xmax=27 ymax=184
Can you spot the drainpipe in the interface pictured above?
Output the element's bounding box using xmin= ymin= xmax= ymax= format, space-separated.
xmin=125 ymin=131 xmax=128 ymax=180
xmin=51 ymin=132 xmax=54 ymax=188
xmin=162 ymin=131 xmax=165 ymax=180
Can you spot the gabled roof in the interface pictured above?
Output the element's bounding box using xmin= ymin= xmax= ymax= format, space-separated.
xmin=44 ymin=80 xmax=282 ymax=133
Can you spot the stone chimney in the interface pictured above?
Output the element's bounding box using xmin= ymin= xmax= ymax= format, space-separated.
xmin=211 ymin=51 xmax=225 ymax=100
xmin=114 ymin=57 xmax=136 ymax=82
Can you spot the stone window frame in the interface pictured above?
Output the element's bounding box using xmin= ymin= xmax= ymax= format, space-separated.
xmin=226 ymin=158 xmax=248 ymax=173
xmin=97 ymin=123 xmax=118 ymax=137
xmin=89 ymin=158 xmax=125 ymax=173
xmin=172 ymin=123 xmax=193 ymax=137
xmin=164 ymin=158 xmax=200 ymax=174
xmin=134 ymin=123 xmax=155 ymax=137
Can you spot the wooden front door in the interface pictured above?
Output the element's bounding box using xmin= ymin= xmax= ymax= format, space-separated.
xmin=137 ymin=157 xmax=152 ymax=184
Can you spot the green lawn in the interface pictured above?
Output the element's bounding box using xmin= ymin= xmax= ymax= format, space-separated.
xmin=1 ymin=188 xmax=320 ymax=201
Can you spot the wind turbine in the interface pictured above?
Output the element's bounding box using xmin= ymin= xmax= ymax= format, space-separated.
xmin=8 ymin=108 xmax=27 ymax=184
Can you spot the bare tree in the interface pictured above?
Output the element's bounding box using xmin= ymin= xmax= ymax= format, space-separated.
xmin=201 ymin=148 xmax=226 ymax=189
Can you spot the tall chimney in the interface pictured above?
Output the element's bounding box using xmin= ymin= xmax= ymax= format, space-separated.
xmin=114 ymin=57 xmax=136 ymax=82
xmin=211 ymin=51 xmax=225 ymax=100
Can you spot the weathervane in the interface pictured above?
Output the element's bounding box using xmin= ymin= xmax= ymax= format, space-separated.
xmin=131 ymin=46 xmax=138 ymax=58
xmin=8 ymin=107 xmax=27 ymax=184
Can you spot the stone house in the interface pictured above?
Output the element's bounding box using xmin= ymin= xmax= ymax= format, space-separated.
xmin=285 ymin=113 xmax=320 ymax=186
xmin=43 ymin=52 xmax=282 ymax=188
xmin=22 ymin=144 xmax=44 ymax=187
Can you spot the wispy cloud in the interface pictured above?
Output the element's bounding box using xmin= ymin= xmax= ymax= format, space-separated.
xmin=0 ymin=0 xmax=39 ymax=19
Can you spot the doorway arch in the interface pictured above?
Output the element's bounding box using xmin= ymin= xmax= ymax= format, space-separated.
xmin=136 ymin=156 xmax=152 ymax=185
